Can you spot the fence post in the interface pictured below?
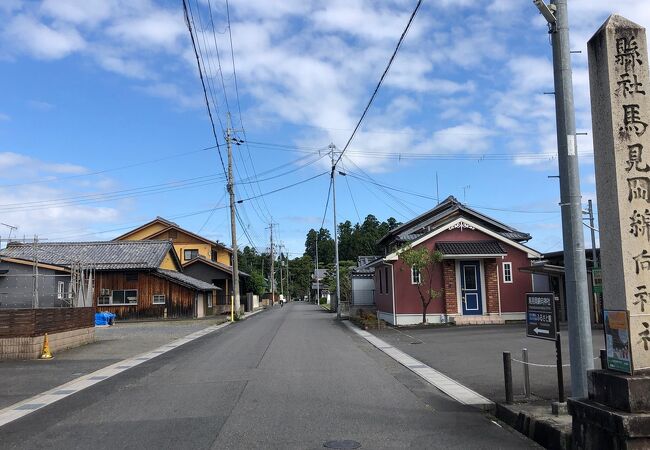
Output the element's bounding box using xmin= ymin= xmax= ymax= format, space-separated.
xmin=523 ymin=348 xmax=531 ymax=398
xmin=600 ymin=348 xmax=607 ymax=370
xmin=503 ymin=351 xmax=513 ymax=404
xmin=556 ymin=333 xmax=566 ymax=403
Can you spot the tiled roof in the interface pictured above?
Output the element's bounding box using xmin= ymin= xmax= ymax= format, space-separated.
xmin=436 ymin=241 xmax=506 ymax=256
xmin=182 ymin=256 xmax=249 ymax=277
xmin=0 ymin=240 xmax=173 ymax=270
xmin=351 ymin=256 xmax=381 ymax=275
xmin=156 ymin=269 xmax=219 ymax=291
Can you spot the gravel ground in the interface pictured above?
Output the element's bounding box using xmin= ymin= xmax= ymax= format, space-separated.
xmin=0 ymin=316 xmax=230 ymax=409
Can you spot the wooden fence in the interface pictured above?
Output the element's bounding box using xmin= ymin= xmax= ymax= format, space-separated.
xmin=0 ymin=307 xmax=95 ymax=338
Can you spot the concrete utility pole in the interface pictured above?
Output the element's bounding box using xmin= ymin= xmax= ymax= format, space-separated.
xmin=269 ymin=223 xmax=275 ymax=304
xmin=226 ymin=113 xmax=241 ymax=316
xmin=586 ymin=199 xmax=599 ymax=269
xmin=330 ymin=144 xmax=341 ymax=317
xmin=32 ymin=235 xmax=38 ymax=309
xmin=315 ymin=239 xmax=320 ymax=303
xmin=539 ymin=0 xmax=594 ymax=398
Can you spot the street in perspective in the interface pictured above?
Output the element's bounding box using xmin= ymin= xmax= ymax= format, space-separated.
xmin=1 ymin=1 xmax=650 ymax=449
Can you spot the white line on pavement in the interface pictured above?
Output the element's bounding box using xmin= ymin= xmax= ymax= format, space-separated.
xmin=344 ymin=321 xmax=494 ymax=411
xmin=0 ymin=309 xmax=265 ymax=428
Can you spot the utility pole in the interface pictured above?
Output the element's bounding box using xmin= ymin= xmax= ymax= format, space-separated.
xmin=538 ymin=0 xmax=594 ymax=398
xmin=226 ymin=112 xmax=241 ymax=317
xmin=586 ymin=199 xmax=598 ymax=269
xmin=315 ymin=239 xmax=320 ymax=304
xmin=286 ymin=255 xmax=290 ymax=301
xmin=268 ymin=223 xmax=275 ymax=305
xmin=280 ymin=244 xmax=284 ymax=300
xmin=32 ymin=235 xmax=39 ymax=309
xmin=330 ymin=143 xmax=341 ymax=318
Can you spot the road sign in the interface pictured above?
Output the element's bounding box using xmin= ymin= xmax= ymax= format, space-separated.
xmin=592 ymin=268 xmax=603 ymax=294
xmin=526 ymin=292 xmax=558 ymax=341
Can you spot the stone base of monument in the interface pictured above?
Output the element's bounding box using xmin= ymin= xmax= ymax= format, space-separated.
xmin=569 ymin=370 xmax=650 ymax=450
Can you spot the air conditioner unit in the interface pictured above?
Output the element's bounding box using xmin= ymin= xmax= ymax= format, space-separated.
xmin=100 ymin=288 xmax=111 ymax=295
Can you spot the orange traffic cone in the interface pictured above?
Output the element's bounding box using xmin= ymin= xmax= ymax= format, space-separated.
xmin=39 ymin=333 xmax=53 ymax=360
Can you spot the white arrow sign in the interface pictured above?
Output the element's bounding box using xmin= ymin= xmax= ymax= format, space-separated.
xmin=534 ymin=327 xmax=549 ymax=335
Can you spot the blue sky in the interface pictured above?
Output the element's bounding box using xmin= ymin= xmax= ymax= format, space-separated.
xmin=0 ymin=0 xmax=647 ymax=257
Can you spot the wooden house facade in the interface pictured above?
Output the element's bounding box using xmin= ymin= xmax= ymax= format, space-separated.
xmin=0 ymin=241 xmax=219 ymax=320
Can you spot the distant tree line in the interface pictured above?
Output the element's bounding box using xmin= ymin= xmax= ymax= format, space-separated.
xmin=237 ymin=214 xmax=400 ymax=300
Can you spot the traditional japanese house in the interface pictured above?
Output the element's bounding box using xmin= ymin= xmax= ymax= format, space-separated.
xmin=114 ymin=217 xmax=246 ymax=311
xmin=369 ymin=196 xmax=541 ymax=326
xmin=0 ymin=240 xmax=220 ymax=320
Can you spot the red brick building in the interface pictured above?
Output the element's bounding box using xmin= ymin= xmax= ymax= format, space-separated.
xmin=369 ymin=196 xmax=541 ymax=325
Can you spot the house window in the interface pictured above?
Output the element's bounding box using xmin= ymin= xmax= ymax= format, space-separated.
xmin=110 ymin=290 xmax=138 ymax=305
xmin=152 ymin=294 xmax=165 ymax=305
xmin=385 ymin=267 xmax=390 ymax=293
xmin=98 ymin=296 xmax=110 ymax=305
xmin=184 ymin=249 xmax=199 ymax=261
xmin=379 ymin=269 xmax=384 ymax=294
xmin=503 ymin=262 xmax=513 ymax=283
xmin=125 ymin=272 xmax=138 ymax=282
xmin=411 ymin=267 xmax=421 ymax=285
xmin=211 ymin=250 xmax=218 ymax=262
xmin=57 ymin=281 xmax=65 ymax=299
xmin=207 ymin=293 xmax=213 ymax=308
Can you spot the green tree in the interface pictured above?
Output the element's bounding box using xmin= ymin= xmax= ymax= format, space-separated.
xmin=323 ymin=260 xmax=356 ymax=303
xmin=398 ymin=246 xmax=444 ymax=324
xmin=287 ymin=255 xmax=314 ymax=300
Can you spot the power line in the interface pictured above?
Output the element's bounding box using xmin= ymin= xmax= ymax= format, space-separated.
xmin=182 ymin=0 xmax=227 ymax=176
xmin=237 ymin=171 xmax=329 ymax=204
xmin=319 ymin=177 xmax=334 ymax=231
xmin=333 ymin=0 xmax=423 ymax=169
xmin=0 ymin=145 xmax=219 ymax=188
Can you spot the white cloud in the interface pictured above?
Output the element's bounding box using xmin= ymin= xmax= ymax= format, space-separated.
xmin=5 ymin=14 xmax=86 ymax=60
xmin=0 ymin=152 xmax=121 ymax=238
xmin=0 ymin=113 xmax=10 ymax=121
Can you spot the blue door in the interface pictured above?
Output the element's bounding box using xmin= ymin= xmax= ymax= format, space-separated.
xmin=460 ymin=261 xmax=483 ymax=316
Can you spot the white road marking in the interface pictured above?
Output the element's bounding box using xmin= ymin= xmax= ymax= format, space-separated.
xmin=344 ymin=322 xmax=494 ymax=411
xmin=0 ymin=309 xmax=265 ymax=428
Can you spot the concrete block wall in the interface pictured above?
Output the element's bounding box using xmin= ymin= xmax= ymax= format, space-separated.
xmin=0 ymin=327 xmax=95 ymax=360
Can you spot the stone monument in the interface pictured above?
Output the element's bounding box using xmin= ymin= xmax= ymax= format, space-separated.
xmin=569 ymin=14 xmax=650 ymax=449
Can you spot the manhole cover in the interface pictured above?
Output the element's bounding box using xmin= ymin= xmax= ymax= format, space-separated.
xmin=323 ymin=440 xmax=361 ymax=449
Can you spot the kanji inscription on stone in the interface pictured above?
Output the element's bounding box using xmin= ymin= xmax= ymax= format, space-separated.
xmin=589 ymin=15 xmax=650 ymax=372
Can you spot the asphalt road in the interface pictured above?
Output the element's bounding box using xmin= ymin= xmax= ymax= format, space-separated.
xmin=370 ymin=323 xmax=605 ymax=402
xmin=0 ymin=303 xmax=537 ymax=449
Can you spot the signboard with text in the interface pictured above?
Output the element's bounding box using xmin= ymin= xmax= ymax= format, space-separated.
xmin=526 ymin=292 xmax=558 ymax=341
xmin=604 ymin=310 xmax=633 ymax=373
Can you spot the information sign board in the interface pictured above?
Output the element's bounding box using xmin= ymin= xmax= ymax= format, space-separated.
xmin=526 ymin=292 xmax=558 ymax=341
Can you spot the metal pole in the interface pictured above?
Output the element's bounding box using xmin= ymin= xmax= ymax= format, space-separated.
xmin=503 ymin=351 xmax=513 ymax=404
xmin=330 ymin=144 xmax=341 ymax=317
xmin=523 ymin=348 xmax=531 ymax=398
xmin=600 ymin=348 xmax=607 ymax=370
xmin=226 ymin=113 xmax=241 ymax=317
xmin=270 ymin=224 xmax=274 ymax=305
xmin=550 ymin=0 xmax=594 ymax=398
xmin=588 ymin=199 xmax=598 ymax=269
xmin=315 ymin=237 xmax=320 ymax=305
xmin=556 ymin=332 xmax=566 ymax=403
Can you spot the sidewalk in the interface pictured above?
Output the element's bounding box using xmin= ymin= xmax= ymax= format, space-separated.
xmin=0 ymin=310 xmax=263 ymax=410
xmin=367 ymin=322 xmax=604 ymax=402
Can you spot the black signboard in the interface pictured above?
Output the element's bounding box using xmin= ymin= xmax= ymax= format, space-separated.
xmin=526 ymin=292 xmax=558 ymax=341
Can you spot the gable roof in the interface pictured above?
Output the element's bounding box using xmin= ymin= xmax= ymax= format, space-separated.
xmin=114 ymin=216 xmax=232 ymax=253
xmin=377 ymin=216 xmax=541 ymax=264
xmin=0 ymin=240 xmax=180 ymax=270
xmin=377 ymin=196 xmax=531 ymax=248
xmin=155 ymin=269 xmax=220 ymax=291
xmin=436 ymin=241 xmax=506 ymax=257
xmin=182 ymin=255 xmax=249 ymax=277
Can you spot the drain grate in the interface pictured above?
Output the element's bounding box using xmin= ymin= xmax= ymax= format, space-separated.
xmin=323 ymin=440 xmax=361 ymax=449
